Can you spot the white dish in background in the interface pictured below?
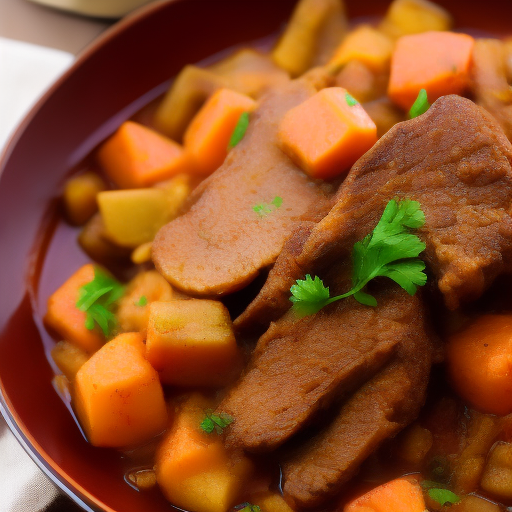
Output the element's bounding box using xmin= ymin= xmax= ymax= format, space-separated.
xmin=27 ymin=0 xmax=156 ymax=18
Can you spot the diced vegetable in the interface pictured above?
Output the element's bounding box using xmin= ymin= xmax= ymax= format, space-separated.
xmin=388 ymin=31 xmax=475 ymax=110
xmin=329 ymin=25 xmax=394 ymax=73
xmin=344 ymin=477 xmax=426 ymax=512
xmin=117 ymin=270 xmax=173 ymax=334
xmin=127 ymin=468 xmax=157 ymax=491
xmin=78 ymin=213 xmax=131 ymax=264
xmin=51 ymin=340 xmax=89 ymax=381
xmin=146 ymin=300 xmax=241 ymax=387
xmin=272 ymin=0 xmax=347 ymax=77
xmin=363 ymin=97 xmax=406 ymax=137
xmin=154 ymin=65 xmax=231 ymax=141
xmin=452 ymin=495 xmax=501 ymax=512
xmin=156 ymin=394 xmax=253 ymax=512
xmin=183 ymin=88 xmax=256 ymax=175
xmin=379 ymin=0 xmax=452 ymax=39
xmin=74 ymin=332 xmax=168 ymax=447
xmin=63 ymin=172 xmax=106 ymax=226
xmin=397 ymin=423 xmax=433 ymax=465
xmin=97 ymin=121 xmax=190 ymax=189
xmin=480 ymin=442 xmax=512 ymax=500
xmin=45 ymin=264 xmax=104 ymax=353
xmin=154 ymin=173 xmax=193 ymax=220
xmin=447 ymin=315 xmax=512 ymax=416
xmin=278 ymin=87 xmax=377 ymax=179
xmin=131 ymin=242 xmax=152 ymax=264
xmin=98 ymin=188 xmax=171 ymax=248
xmin=335 ymin=60 xmax=387 ymax=104
xmin=253 ymin=493 xmax=295 ymax=512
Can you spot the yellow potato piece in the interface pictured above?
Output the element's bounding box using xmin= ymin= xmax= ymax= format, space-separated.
xmin=51 ymin=340 xmax=89 ymax=381
xmin=98 ymin=188 xmax=170 ymax=248
xmin=63 ymin=172 xmax=106 ymax=226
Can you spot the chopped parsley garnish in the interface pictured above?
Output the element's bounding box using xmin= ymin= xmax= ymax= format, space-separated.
xmin=253 ymin=196 xmax=283 ymax=217
xmin=135 ymin=295 xmax=148 ymax=307
xmin=409 ymin=89 xmax=430 ymax=119
xmin=345 ymin=92 xmax=359 ymax=106
xmin=76 ymin=267 xmax=124 ymax=337
xmin=427 ymin=488 xmax=460 ymax=506
xmin=234 ymin=504 xmax=260 ymax=512
xmin=290 ymin=199 xmax=427 ymax=316
xmin=200 ymin=411 xmax=234 ymax=435
xmin=228 ymin=112 xmax=250 ymax=148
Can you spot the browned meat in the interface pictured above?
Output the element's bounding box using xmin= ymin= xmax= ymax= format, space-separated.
xmin=470 ymin=39 xmax=512 ymax=142
xmin=221 ymin=269 xmax=426 ymax=452
xmin=152 ymin=79 xmax=334 ymax=296
xmin=236 ymin=94 xmax=512 ymax=333
xmin=282 ymin=308 xmax=432 ymax=508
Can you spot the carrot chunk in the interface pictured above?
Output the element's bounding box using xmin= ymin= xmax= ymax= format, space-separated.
xmin=329 ymin=25 xmax=394 ymax=73
xmin=447 ymin=314 xmax=512 ymax=416
xmin=278 ymin=87 xmax=377 ymax=179
xmin=388 ymin=31 xmax=474 ymax=110
xmin=183 ymin=88 xmax=257 ymax=175
xmin=146 ymin=300 xmax=242 ymax=387
xmin=45 ymin=264 xmax=104 ymax=353
xmin=344 ymin=478 xmax=426 ymax=512
xmin=74 ymin=332 xmax=168 ymax=447
xmin=156 ymin=394 xmax=253 ymax=512
xmin=97 ymin=121 xmax=190 ymax=189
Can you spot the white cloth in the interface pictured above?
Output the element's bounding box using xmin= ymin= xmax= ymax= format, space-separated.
xmin=0 ymin=36 xmax=74 ymax=512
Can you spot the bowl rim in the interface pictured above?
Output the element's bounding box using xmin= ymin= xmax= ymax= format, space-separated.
xmin=0 ymin=1 xmax=178 ymax=510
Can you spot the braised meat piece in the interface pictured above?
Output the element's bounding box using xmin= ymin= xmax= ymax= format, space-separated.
xmin=470 ymin=39 xmax=512 ymax=142
xmin=221 ymin=267 xmax=428 ymax=452
xmin=236 ymin=94 xmax=512 ymax=333
xmin=152 ymin=79 xmax=334 ymax=296
xmin=281 ymin=302 xmax=432 ymax=508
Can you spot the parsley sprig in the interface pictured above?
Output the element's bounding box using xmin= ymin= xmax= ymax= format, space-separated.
xmin=409 ymin=89 xmax=430 ymax=119
xmin=200 ymin=410 xmax=234 ymax=435
xmin=421 ymin=481 xmax=460 ymax=506
xmin=234 ymin=504 xmax=260 ymax=512
xmin=290 ymin=199 xmax=427 ymax=316
xmin=253 ymin=196 xmax=283 ymax=217
xmin=228 ymin=112 xmax=250 ymax=148
xmin=76 ymin=267 xmax=124 ymax=337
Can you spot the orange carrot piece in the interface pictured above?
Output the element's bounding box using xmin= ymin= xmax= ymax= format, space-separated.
xmin=183 ymin=88 xmax=257 ymax=175
xmin=329 ymin=25 xmax=394 ymax=73
xmin=45 ymin=264 xmax=104 ymax=353
xmin=156 ymin=394 xmax=253 ymax=512
xmin=278 ymin=87 xmax=377 ymax=180
xmin=97 ymin=121 xmax=191 ymax=189
xmin=344 ymin=478 xmax=426 ymax=512
xmin=447 ymin=314 xmax=512 ymax=416
xmin=146 ymin=300 xmax=242 ymax=387
xmin=388 ymin=31 xmax=474 ymax=110
xmin=74 ymin=332 xmax=168 ymax=447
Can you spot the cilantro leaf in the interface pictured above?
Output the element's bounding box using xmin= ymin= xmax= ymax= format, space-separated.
xmin=135 ymin=295 xmax=148 ymax=307
xmin=200 ymin=410 xmax=234 ymax=435
xmin=253 ymin=196 xmax=283 ymax=217
xmin=428 ymin=488 xmax=460 ymax=506
xmin=409 ymin=89 xmax=430 ymax=119
xmin=76 ymin=267 xmax=124 ymax=337
xmin=228 ymin=112 xmax=250 ymax=148
xmin=234 ymin=504 xmax=261 ymax=512
xmin=289 ymin=199 xmax=427 ymax=315
xmin=345 ymin=92 xmax=359 ymax=106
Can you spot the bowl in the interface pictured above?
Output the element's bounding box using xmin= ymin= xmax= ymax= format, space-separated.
xmin=0 ymin=0 xmax=511 ymax=510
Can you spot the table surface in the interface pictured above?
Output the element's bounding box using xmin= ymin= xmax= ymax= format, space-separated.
xmin=0 ymin=0 xmax=111 ymax=55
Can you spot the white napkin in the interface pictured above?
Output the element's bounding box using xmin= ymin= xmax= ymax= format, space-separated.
xmin=0 ymin=36 xmax=74 ymax=511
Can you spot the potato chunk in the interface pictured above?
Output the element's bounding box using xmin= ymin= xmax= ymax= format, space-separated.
xmin=156 ymin=394 xmax=253 ymax=512
xmin=146 ymin=300 xmax=241 ymax=387
xmin=74 ymin=332 xmax=168 ymax=447
xmin=51 ymin=341 xmax=89 ymax=381
xmin=480 ymin=442 xmax=512 ymax=500
xmin=63 ymin=172 xmax=106 ymax=226
xmin=117 ymin=270 xmax=173 ymax=335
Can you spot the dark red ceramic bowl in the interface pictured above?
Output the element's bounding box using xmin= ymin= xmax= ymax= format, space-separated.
xmin=1 ymin=0 xmax=511 ymax=511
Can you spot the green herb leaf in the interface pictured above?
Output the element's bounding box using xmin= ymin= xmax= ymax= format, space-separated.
xmin=409 ymin=89 xmax=430 ymax=119
xmin=253 ymin=196 xmax=283 ymax=217
xmin=228 ymin=112 xmax=250 ymax=148
xmin=200 ymin=410 xmax=234 ymax=435
xmin=135 ymin=295 xmax=148 ymax=307
xmin=289 ymin=199 xmax=427 ymax=316
xmin=76 ymin=267 xmax=124 ymax=337
xmin=234 ymin=503 xmax=261 ymax=512
xmin=345 ymin=92 xmax=359 ymax=106
xmin=428 ymin=488 xmax=460 ymax=506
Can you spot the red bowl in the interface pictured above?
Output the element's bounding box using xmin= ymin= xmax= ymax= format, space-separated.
xmin=1 ymin=0 xmax=511 ymax=510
